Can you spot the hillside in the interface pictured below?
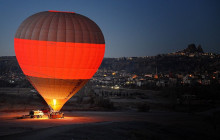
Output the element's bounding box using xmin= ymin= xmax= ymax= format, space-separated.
xmin=0 ymin=44 xmax=220 ymax=75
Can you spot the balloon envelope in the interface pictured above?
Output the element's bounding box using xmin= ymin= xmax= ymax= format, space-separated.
xmin=14 ymin=11 xmax=105 ymax=111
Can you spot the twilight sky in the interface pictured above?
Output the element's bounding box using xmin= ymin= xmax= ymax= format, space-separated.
xmin=0 ymin=0 xmax=219 ymax=57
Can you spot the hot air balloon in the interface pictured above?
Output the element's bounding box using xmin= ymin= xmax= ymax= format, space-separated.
xmin=14 ymin=11 xmax=105 ymax=113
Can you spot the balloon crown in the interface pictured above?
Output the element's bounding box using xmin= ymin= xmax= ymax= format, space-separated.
xmin=48 ymin=10 xmax=75 ymax=13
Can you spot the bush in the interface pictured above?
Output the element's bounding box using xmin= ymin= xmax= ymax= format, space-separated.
xmin=94 ymin=97 xmax=114 ymax=110
xmin=137 ymin=103 xmax=150 ymax=112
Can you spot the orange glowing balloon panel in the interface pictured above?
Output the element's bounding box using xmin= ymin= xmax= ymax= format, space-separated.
xmin=14 ymin=11 xmax=105 ymax=111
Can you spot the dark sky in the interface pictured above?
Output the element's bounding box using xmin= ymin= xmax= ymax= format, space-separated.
xmin=0 ymin=0 xmax=219 ymax=57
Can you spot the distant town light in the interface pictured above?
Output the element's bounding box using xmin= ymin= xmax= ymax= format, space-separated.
xmin=114 ymin=86 xmax=120 ymax=89
xmin=132 ymin=75 xmax=137 ymax=79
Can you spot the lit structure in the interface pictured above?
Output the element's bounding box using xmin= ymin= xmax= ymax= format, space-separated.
xmin=14 ymin=11 xmax=105 ymax=112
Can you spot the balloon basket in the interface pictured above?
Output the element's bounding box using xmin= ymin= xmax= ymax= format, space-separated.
xmin=48 ymin=111 xmax=64 ymax=119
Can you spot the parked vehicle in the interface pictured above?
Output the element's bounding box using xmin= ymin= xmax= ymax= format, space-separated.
xmin=29 ymin=110 xmax=44 ymax=118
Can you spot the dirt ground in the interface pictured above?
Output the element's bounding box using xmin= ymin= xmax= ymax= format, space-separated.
xmin=0 ymin=111 xmax=219 ymax=140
